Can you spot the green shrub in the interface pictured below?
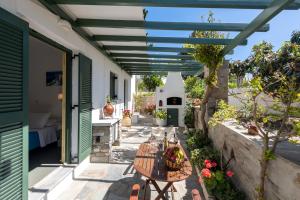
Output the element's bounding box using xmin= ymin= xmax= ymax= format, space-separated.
xmin=184 ymin=101 xmax=195 ymax=128
xmin=154 ymin=109 xmax=167 ymax=120
xmin=186 ymin=130 xmax=211 ymax=151
xmin=191 ymin=147 xmax=219 ymax=168
xmin=208 ymin=100 xmax=237 ymax=127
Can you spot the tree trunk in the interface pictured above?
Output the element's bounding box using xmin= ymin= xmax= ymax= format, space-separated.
xmin=258 ymin=137 xmax=269 ymax=200
xmin=236 ymin=76 xmax=243 ymax=87
xmin=200 ymin=85 xmax=213 ymax=136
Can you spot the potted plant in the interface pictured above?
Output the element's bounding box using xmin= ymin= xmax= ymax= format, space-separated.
xmin=103 ymin=96 xmax=114 ymax=117
xmin=247 ymin=124 xmax=259 ymax=135
xmin=154 ymin=109 xmax=167 ymax=127
xmin=122 ymin=109 xmax=132 ymax=127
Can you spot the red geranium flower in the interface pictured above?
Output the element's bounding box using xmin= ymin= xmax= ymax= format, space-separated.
xmin=226 ymin=170 xmax=234 ymax=177
xmin=211 ymin=162 xmax=217 ymax=167
xmin=204 ymin=159 xmax=211 ymax=165
xmin=201 ymin=168 xmax=212 ymax=178
xmin=205 ymin=162 xmax=212 ymax=169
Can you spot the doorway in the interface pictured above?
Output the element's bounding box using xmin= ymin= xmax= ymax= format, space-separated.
xmin=167 ymin=108 xmax=179 ymax=127
xmin=28 ymin=32 xmax=72 ymax=187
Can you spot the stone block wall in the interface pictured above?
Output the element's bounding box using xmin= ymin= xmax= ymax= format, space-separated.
xmin=209 ymin=122 xmax=300 ymax=200
xmin=204 ymin=60 xmax=229 ymax=118
xmin=90 ymin=126 xmax=113 ymax=163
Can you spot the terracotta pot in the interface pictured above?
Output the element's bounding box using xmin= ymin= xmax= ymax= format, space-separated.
xmin=122 ymin=115 xmax=131 ymax=127
xmin=103 ymin=102 xmax=114 ymax=117
xmin=193 ymin=98 xmax=202 ymax=106
xmin=248 ymin=125 xmax=259 ymax=135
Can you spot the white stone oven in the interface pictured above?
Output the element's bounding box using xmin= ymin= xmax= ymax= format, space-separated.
xmin=155 ymin=72 xmax=186 ymax=127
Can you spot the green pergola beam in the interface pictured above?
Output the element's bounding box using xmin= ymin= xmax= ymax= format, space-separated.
xmin=126 ymin=69 xmax=200 ymax=72
xmin=94 ymin=35 xmax=247 ymax=45
xmin=122 ymin=63 xmax=201 ymax=68
xmin=52 ymin=0 xmax=300 ymax=10
xmin=116 ymin=59 xmax=197 ymax=64
xmin=38 ymin=0 xmax=121 ymax=68
xmin=223 ymin=0 xmax=296 ymax=55
xmin=106 ymin=45 xmax=233 ymax=54
xmin=111 ymin=53 xmax=193 ymax=59
xmin=106 ymin=46 xmax=194 ymax=53
xmin=76 ymin=19 xmax=270 ymax=32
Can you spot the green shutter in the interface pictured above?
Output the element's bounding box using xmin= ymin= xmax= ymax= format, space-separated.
xmin=0 ymin=8 xmax=29 ymax=200
xmin=78 ymin=53 xmax=92 ymax=163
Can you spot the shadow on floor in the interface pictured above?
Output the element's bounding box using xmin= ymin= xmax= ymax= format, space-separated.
xmin=29 ymin=142 xmax=61 ymax=187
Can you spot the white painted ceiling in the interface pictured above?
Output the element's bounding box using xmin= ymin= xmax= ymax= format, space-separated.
xmin=59 ymin=5 xmax=146 ymax=52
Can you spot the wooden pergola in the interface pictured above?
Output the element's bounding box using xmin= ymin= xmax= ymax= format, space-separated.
xmin=39 ymin=0 xmax=300 ymax=75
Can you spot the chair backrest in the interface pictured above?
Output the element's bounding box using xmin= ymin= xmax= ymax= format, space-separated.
xmin=191 ymin=189 xmax=202 ymax=200
xmin=129 ymin=184 xmax=141 ymax=200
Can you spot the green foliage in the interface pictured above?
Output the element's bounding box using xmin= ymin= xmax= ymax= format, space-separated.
xmin=264 ymin=150 xmax=276 ymax=161
xmin=228 ymin=79 xmax=238 ymax=89
xmin=229 ymin=59 xmax=254 ymax=87
xmin=184 ymin=76 xmax=198 ymax=93
xmin=291 ymin=30 xmax=300 ymax=45
xmin=208 ymin=100 xmax=237 ymax=127
xmin=186 ymin=129 xmax=245 ymax=200
xmin=186 ymin=129 xmax=211 ymax=151
xmin=137 ymin=81 xmax=145 ymax=91
xmin=141 ymin=75 xmax=164 ymax=92
xmin=184 ymin=76 xmax=205 ymax=98
xmin=191 ymin=147 xmax=219 ymax=168
xmin=205 ymin=177 xmax=245 ymax=200
xmin=184 ymin=101 xmax=195 ymax=128
xmin=154 ymin=109 xmax=167 ymax=120
xmin=190 ymin=11 xmax=225 ymax=86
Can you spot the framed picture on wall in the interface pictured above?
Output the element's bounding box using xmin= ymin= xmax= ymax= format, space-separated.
xmin=46 ymin=71 xmax=62 ymax=86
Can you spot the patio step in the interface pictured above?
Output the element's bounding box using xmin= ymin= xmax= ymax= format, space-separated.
xmin=28 ymin=165 xmax=75 ymax=200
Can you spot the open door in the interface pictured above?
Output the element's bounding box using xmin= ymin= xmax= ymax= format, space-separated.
xmin=78 ymin=53 xmax=92 ymax=163
xmin=0 ymin=8 xmax=29 ymax=200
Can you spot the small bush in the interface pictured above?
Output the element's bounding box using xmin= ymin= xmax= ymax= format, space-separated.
xmin=186 ymin=130 xmax=211 ymax=151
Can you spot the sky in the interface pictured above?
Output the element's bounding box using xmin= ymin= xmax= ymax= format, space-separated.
xmin=146 ymin=7 xmax=300 ymax=61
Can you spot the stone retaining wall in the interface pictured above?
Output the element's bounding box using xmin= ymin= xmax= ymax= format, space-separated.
xmin=209 ymin=121 xmax=300 ymax=200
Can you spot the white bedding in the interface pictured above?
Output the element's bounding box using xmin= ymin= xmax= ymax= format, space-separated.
xmin=31 ymin=126 xmax=57 ymax=148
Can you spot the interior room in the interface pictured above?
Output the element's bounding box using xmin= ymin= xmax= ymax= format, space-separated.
xmin=28 ymin=36 xmax=65 ymax=187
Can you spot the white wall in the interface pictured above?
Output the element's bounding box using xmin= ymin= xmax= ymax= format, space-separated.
xmin=0 ymin=0 xmax=136 ymax=160
xmin=29 ymin=36 xmax=63 ymax=119
xmin=155 ymin=72 xmax=186 ymax=127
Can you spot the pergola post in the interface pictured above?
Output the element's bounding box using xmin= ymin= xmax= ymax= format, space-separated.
xmin=204 ymin=61 xmax=229 ymax=121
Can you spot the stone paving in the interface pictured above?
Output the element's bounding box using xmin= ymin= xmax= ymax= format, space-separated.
xmin=55 ymin=116 xmax=201 ymax=200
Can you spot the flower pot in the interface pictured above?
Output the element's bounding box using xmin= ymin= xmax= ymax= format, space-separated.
xmin=156 ymin=118 xmax=167 ymax=127
xmin=103 ymin=102 xmax=114 ymax=117
xmin=248 ymin=125 xmax=259 ymax=135
xmin=122 ymin=115 xmax=132 ymax=127
xmin=193 ymin=98 xmax=202 ymax=106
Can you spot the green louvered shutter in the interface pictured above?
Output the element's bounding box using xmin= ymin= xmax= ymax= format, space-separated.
xmin=0 ymin=8 xmax=29 ymax=200
xmin=78 ymin=53 xmax=92 ymax=163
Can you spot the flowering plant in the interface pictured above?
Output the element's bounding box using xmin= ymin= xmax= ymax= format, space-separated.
xmin=123 ymin=109 xmax=131 ymax=117
xmin=200 ymin=160 xmax=242 ymax=200
xmin=144 ymin=103 xmax=156 ymax=115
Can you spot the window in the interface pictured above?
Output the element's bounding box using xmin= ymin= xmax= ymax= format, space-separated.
xmin=110 ymin=72 xmax=118 ymax=99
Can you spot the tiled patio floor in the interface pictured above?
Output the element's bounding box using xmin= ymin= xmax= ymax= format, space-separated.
xmin=55 ymin=116 xmax=202 ymax=200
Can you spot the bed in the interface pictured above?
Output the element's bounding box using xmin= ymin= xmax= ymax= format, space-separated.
xmin=29 ymin=112 xmax=59 ymax=151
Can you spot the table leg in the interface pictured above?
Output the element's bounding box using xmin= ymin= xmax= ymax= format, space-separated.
xmin=155 ymin=182 xmax=173 ymax=200
xmin=171 ymin=184 xmax=177 ymax=192
xmin=150 ymin=179 xmax=162 ymax=194
xmin=143 ymin=179 xmax=150 ymax=200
